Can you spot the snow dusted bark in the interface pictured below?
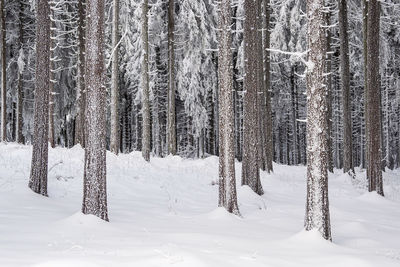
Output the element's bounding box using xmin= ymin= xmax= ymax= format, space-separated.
xmin=0 ymin=0 xmax=6 ymax=142
xmin=362 ymin=0 xmax=368 ymax=170
xmin=16 ymin=0 xmax=24 ymax=144
xmin=75 ymin=0 xmax=86 ymax=147
xmin=167 ymin=0 xmax=176 ymax=155
xmin=141 ymin=0 xmax=150 ymax=162
xmin=241 ymin=0 xmax=263 ymax=196
xmin=82 ymin=0 xmax=109 ymax=221
xmin=304 ymin=0 xmax=331 ymax=241
xmin=339 ymin=0 xmax=353 ymax=174
xmin=48 ymin=6 xmax=55 ymax=148
xmin=28 ymin=0 xmax=51 ymax=196
xmin=263 ymin=0 xmax=273 ymax=173
xmin=110 ymin=0 xmax=120 ymax=155
xmin=366 ymin=0 xmax=383 ymax=196
xmin=326 ymin=6 xmax=333 ymax=173
xmin=217 ymin=0 xmax=240 ymax=215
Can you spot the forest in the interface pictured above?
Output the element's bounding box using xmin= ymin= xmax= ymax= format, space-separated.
xmin=0 ymin=0 xmax=399 ymax=266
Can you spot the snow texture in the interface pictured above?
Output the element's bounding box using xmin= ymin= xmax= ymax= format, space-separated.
xmin=0 ymin=143 xmax=400 ymax=266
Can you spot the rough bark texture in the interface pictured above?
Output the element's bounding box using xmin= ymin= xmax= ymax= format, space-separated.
xmin=366 ymin=0 xmax=384 ymax=196
xmin=339 ymin=0 xmax=353 ymax=174
xmin=110 ymin=0 xmax=120 ymax=154
xmin=75 ymin=0 xmax=86 ymax=147
xmin=326 ymin=7 xmax=333 ymax=173
xmin=362 ymin=0 xmax=368 ymax=170
xmin=167 ymin=0 xmax=176 ymax=155
xmin=304 ymin=0 xmax=331 ymax=241
xmin=241 ymin=0 xmax=263 ymax=196
xmin=82 ymin=0 xmax=109 ymax=221
xmin=48 ymin=7 xmax=55 ymax=148
xmin=142 ymin=0 xmax=151 ymax=162
xmin=1 ymin=0 xmax=6 ymax=142
xmin=217 ymin=0 xmax=240 ymax=215
xmin=16 ymin=0 xmax=24 ymax=144
xmin=28 ymin=0 xmax=51 ymax=196
xmin=263 ymin=0 xmax=273 ymax=173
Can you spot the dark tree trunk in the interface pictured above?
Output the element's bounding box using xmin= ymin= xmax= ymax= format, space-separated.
xmin=217 ymin=0 xmax=240 ymax=215
xmin=304 ymin=0 xmax=331 ymax=241
xmin=241 ymin=0 xmax=263 ymax=195
xmin=82 ymin=0 xmax=109 ymax=221
xmin=0 ymin=0 xmax=6 ymax=141
xmin=366 ymin=0 xmax=384 ymax=196
xmin=29 ymin=0 xmax=51 ymax=196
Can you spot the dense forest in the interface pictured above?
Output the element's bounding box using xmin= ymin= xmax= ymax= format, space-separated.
xmin=0 ymin=0 xmax=399 ymax=246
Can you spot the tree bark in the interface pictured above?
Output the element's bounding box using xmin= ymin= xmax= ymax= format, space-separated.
xmin=48 ymin=5 xmax=55 ymax=148
xmin=142 ymin=0 xmax=150 ymax=161
xmin=82 ymin=0 xmax=109 ymax=221
xmin=339 ymin=0 xmax=353 ymax=173
xmin=241 ymin=0 xmax=263 ymax=195
xmin=29 ymin=0 xmax=51 ymax=196
xmin=110 ymin=0 xmax=120 ymax=154
xmin=167 ymin=0 xmax=176 ymax=155
xmin=366 ymin=0 xmax=384 ymax=196
xmin=304 ymin=0 xmax=331 ymax=241
xmin=16 ymin=0 xmax=24 ymax=144
xmin=217 ymin=0 xmax=240 ymax=215
xmin=0 ymin=0 xmax=6 ymax=142
xmin=75 ymin=0 xmax=86 ymax=147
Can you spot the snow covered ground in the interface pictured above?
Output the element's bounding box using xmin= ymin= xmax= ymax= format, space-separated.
xmin=0 ymin=143 xmax=399 ymax=267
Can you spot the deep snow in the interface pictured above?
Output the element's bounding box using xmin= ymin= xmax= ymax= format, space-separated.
xmin=0 ymin=143 xmax=399 ymax=267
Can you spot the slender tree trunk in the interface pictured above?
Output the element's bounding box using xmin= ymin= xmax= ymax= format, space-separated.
xmin=362 ymin=0 xmax=368 ymax=170
xmin=326 ymin=2 xmax=333 ymax=173
xmin=82 ymin=0 xmax=109 ymax=221
xmin=304 ymin=0 xmax=331 ymax=241
xmin=167 ymin=0 xmax=176 ymax=155
xmin=241 ymin=0 xmax=263 ymax=195
xmin=29 ymin=0 xmax=51 ymax=196
xmin=366 ymin=0 xmax=383 ymax=196
xmin=75 ymin=0 xmax=86 ymax=147
xmin=48 ymin=6 xmax=55 ymax=148
xmin=110 ymin=0 xmax=120 ymax=154
xmin=142 ymin=0 xmax=150 ymax=161
xmin=217 ymin=0 xmax=240 ymax=215
xmin=339 ymin=0 xmax=353 ymax=174
xmin=0 ymin=0 xmax=6 ymax=142
xmin=263 ymin=0 xmax=273 ymax=173
xmin=16 ymin=0 xmax=24 ymax=144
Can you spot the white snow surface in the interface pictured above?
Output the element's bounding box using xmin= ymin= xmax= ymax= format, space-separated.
xmin=0 ymin=143 xmax=400 ymax=267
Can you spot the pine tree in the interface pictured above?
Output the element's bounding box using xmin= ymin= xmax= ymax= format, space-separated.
xmin=304 ymin=0 xmax=331 ymax=241
xmin=82 ymin=0 xmax=109 ymax=221
xmin=142 ymin=0 xmax=150 ymax=162
xmin=167 ymin=0 xmax=176 ymax=155
xmin=110 ymin=0 xmax=120 ymax=154
xmin=0 ymin=0 xmax=6 ymax=142
xmin=339 ymin=0 xmax=353 ymax=174
xmin=366 ymin=0 xmax=384 ymax=196
xmin=241 ymin=0 xmax=263 ymax=195
xmin=217 ymin=0 xmax=240 ymax=215
xmin=28 ymin=0 xmax=51 ymax=196
xmin=75 ymin=0 xmax=86 ymax=147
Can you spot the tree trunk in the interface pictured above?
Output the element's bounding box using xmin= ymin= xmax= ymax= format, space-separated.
xmin=362 ymin=0 xmax=368 ymax=170
xmin=366 ymin=0 xmax=384 ymax=196
xmin=75 ymin=0 xmax=86 ymax=147
xmin=16 ymin=0 xmax=24 ymax=144
xmin=110 ymin=0 xmax=120 ymax=154
xmin=241 ymin=0 xmax=263 ymax=195
xmin=167 ymin=0 xmax=176 ymax=155
xmin=82 ymin=0 xmax=109 ymax=221
xmin=339 ymin=0 xmax=353 ymax=174
xmin=304 ymin=0 xmax=331 ymax=241
xmin=142 ymin=0 xmax=150 ymax=161
xmin=29 ymin=0 xmax=51 ymax=196
xmin=0 ymin=0 xmax=6 ymax=142
xmin=48 ymin=5 xmax=55 ymax=148
xmin=217 ymin=0 xmax=240 ymax=215
xmin=263 ymin=0 xmax=273 ymax=173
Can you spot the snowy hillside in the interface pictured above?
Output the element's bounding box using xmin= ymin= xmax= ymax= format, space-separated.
xmin=0 ymin=143 xmax=399 ymax=267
